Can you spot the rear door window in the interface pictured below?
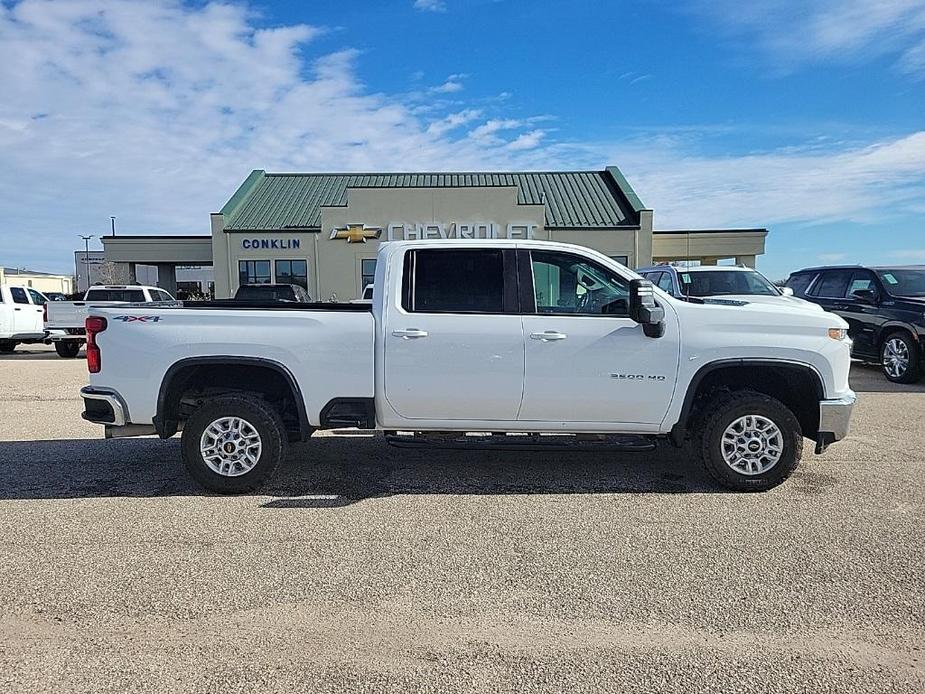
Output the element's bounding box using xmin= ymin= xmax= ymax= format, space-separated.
xmin=403 ymin=249 xmax=505 ymax=313
xmin=10 ymin=287 xmax=29 ymax=304
xmin=810 ymin=270 xmax=852 ymax=298
xmin=846 ymin=271 xmax=877 ymax=298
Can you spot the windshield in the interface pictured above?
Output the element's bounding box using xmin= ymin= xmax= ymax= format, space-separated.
xmin=679 ymin=269 xmax=779 ymax=297
xmin=877 ymin=269 xmax=925 ymax=297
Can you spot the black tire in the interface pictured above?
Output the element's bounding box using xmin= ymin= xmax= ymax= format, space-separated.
xmin=181 ymin=393 xmax=287 ymax=494
xmin=880 ymin=331 xmax=923 ymax=384
xmin=694 ymin=390 xmax=803 ymax=492
xmin=54 ymin=341 xmax=81 ymax=358
xmin=0 ymin=341 xmax=16 ymax=353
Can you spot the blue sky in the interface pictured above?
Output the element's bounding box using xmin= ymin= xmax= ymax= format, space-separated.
xmin=1 ymin=0 xmax=924 ymax=280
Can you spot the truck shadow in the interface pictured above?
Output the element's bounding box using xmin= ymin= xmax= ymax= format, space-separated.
xmin=848 ymin=361 xmax=925 ymax=394
xmin=0 ymin=434 xmax=724 ymax=505
xmin=0 ymin=349 xmax=82 ymax=361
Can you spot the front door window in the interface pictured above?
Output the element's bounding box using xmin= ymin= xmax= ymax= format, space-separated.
xmin=530 ymin=251 xmax=629 ymax=316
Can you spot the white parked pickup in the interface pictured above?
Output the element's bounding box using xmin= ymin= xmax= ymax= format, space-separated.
xmin=80 ymin=240 xmax=856 ymax=493
xmin=0 ymin=285 xmax=48 ymax=353
xmin=45 ymin=285 xmax=174 ymax=358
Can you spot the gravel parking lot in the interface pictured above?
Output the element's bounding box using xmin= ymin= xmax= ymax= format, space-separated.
xmin=0 ymin=345 xmax=923 ymax=693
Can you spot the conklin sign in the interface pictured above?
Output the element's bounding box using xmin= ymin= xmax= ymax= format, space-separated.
xmin=241 ymin=238 xmax=301 ymax=249
xmin=386 ymin=222 xmax=536 ymax=241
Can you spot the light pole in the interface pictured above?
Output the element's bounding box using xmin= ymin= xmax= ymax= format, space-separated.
xmin=79 ymin=235 xmax=94 ymax=291
xmin=110 ymin=216 xmax=116 ymax=236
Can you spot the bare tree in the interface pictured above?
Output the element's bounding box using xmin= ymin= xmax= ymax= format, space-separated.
xmin=96 ymin=261 xmax=129 ymax=285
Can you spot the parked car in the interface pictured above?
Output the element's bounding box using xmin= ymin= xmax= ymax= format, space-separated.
xmin=637 ymin=264 xmax=821 ymax=310
xmin=0 ymin=285 xmax=47 ymax=352
xmin=43 ymin=292 xmax=69 ymax=302
xmin=786 ymin=265 xmax=925 ymax=383
xmin=45 ymin=284 xmax=174 ymax=358
xmin=233 ymin=284 xmax=311 ymax=303
xmin=79 ymin=239 xmax=855 ymax=495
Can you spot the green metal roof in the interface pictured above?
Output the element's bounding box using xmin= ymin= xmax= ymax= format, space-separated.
xmin=221 ymin=168 xmax=646 ymax=231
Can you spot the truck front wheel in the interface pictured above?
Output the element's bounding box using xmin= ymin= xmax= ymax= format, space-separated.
xmin=0 ymin=341 xmax=16 ymax=353
xmin=180 ymin=394 xmax=288 ymax=494
xmin=54 ymin=341 xmax=81 ymax=358
xmin=695 ymin=390 xmax=803 ymax=492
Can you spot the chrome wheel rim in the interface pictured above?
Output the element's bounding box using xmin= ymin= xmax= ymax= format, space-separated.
xmin=200 ymin=416 xmax=262 ymax=477
xmin=721 ymin=415 xmax=783 ymax=476
xmin=883 ymin=338 xmax=909 ymax=379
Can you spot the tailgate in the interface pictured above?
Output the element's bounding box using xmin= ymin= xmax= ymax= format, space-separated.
xmin=46 ymin=301 xmax=130 ymax=329
xmin=46 ymin=302 xmax=89 ymax=329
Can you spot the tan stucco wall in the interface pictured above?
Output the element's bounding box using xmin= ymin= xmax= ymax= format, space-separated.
xmin=0 ymin=268 xmax=73 ymax=294
xmin=316 ymin=186 xmax=546 ymax=301
xmin=652 ymin=231 xmax=767 ymax=266
xmin=210 ymin=186 xmax=762 ymax=300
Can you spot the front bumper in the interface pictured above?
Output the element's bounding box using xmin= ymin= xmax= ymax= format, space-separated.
xmin=815 ymin=390 xmax=857 ymax=453
xmin=80 ymin=386 xmax=127 ymax=426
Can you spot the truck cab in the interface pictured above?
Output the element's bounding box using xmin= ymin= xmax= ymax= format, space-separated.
xmin=0 ymin=285 xmax=48 ymax=353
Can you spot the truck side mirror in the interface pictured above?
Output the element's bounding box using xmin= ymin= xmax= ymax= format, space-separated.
xmin=629 ymin=279 xmax=665 ymax=338
xmin=781 ymin=287 xmax=794 ymax=296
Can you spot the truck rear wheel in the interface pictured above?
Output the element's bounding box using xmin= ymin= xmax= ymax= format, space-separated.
xmin=880 ymin=331 xmax=923 ymax=384
xmin=0 ymin=341 xmax=15 ymax=353
xmin=695 ymin=390 xmax=803 ymax=492
xmin=54 ymin=341 xmax=81 ymax=358
xmin=180 ymin=394 xmax=288 ymax=494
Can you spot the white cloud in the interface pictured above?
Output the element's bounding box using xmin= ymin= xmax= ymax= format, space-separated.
xmin=1 ymin=0 xmax=924 ymax=275
xmin=0 ymin=1 xmax=564 ymax=271
xmin=431 ymin=73 xmax=466 ymax=93
xmin=689 ymin=0 xmax=925 ymax=74
xmin=893 ymin=249 xmax=925 ymax=261
xmin=608 ymin=131 xmax=925 ymax=228
xmin=413 ymin=0 xmax=446 ymax=12
xmin=507 ymin=130 xmax=545 ymax=151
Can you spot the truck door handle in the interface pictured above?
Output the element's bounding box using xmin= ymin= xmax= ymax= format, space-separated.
xmin=530 ymin=331 xmax=567 ymax=341
xmin=392 ymin=328 xmax=429 ymax=339
xmin=13 ymin=307 xmax=21 ymax=311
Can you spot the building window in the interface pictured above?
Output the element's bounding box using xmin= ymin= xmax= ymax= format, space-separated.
xmin=610 ymin=255 xmax=629 ymax=267
xmin=360 ymin=258 xmax=376 ymax=291
xmin=238 ymin=260 xmax=271 ymax=286
xmin=274 ymin=259 xmax=308 ymax=289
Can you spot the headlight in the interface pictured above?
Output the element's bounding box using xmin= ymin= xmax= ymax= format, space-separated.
xmin=828 ymin=327 xmax=848 ymax=340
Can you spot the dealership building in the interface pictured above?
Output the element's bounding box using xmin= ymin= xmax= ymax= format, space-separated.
xmin=97 ymin=167 xmax=767 ymax=300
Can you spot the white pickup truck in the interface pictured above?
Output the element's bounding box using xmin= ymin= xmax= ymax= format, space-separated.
xmin=45 ymin=285 xmax=174 ymax=358
xmin=80 ymin=240 xmax=856 ymax=493
xmin=0 ymin=285 xmax=48 ymax=352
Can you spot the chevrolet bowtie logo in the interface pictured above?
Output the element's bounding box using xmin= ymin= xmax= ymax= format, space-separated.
xmin=330 ymin=223 xmax=382 ymax=243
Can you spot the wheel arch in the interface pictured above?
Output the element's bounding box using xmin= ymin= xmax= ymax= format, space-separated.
xmin=876 ymin=322 xmax=920 ymax=351
xmin=154 ymin=356 xmax=311 ymax=441
xmin=670 ymin=359 xmax=824 ymax=446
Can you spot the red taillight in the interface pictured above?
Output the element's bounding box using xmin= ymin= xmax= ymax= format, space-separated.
xmin=85 ymin=316 xmax=107 ymax=374
xmin=43 ymin=302 xmax=47 ymax=323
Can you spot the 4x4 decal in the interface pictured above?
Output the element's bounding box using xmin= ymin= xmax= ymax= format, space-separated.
xmin=112 ymin=315 xmax=162 ymax=323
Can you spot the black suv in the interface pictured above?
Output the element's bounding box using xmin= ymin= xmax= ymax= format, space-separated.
xmin=786 ymin=265 xmax=925 ymax=383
